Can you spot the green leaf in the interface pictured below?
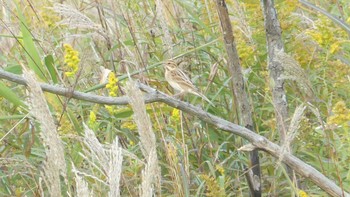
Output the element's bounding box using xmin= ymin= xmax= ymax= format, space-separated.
xmin=16 ymin=4 xmax=46 ymax=80
xmin=44 ymin=55 xmax=58 ymax=84
xmin=115 ymin=108 xmax=134 ymax=119
xmin=0 ymin=82 xmax=25 ymax=107
xmin=4 ymin=65 xmax=22 ymax=74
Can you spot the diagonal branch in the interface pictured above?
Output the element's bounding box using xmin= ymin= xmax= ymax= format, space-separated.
xmin=0 ymin=69 xmax=348 ymax=197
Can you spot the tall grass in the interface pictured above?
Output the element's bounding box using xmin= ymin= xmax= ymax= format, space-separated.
xmin=0 ymin=0 xmax=349 ymax=196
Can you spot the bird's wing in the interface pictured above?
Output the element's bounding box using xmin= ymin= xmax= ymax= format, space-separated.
xmin=172 ymin=69 xmax=198 ymax=91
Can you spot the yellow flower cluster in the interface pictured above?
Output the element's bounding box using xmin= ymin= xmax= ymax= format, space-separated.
xmin=171 ymin=108 xmax=180 ymax=122
xmin=57 ymin=114 xmax=74 ymax=134
xmin=216 ymin=164 xmax=225 ymax=175
xmin=277 ymin=0 xmax=298 ymax=25
xmin=121 ymin=120 xmax=137 ymax=131
xmin=200 ymin=174 xmax=225 ymax=197
xmin=41 ymin=8 xmax=60 ymax=28
xmin=329 ymin=42 xmax=340 ymax=54
xmin=327 ymin=101 xmax=350 ymax=127
xmin=306 ymin=28 xmax=333 ymax=47
xmin=327 ymin=60 xmax=350 ymax=88
xmin=170 ymin=108 xmax=181 ymax=135
xmin=306 ymin=17 xmax=342 ymax=54
xmin=298 ymin=190 xmax=308 ymax=197
xmin=106 ymin=72 xmax=118 ymax=97
xmin=105 ymin=105 xmax=116 ymax=114
xmin=237 ymin=42 xmax=255 ymax=67
xmin=63 ymin=44 xmax=80 ymax=77
xmin=88 ymin=111 xmax=98 ymax=130
xmin=89 ymin=111 xmax=97 ymax=123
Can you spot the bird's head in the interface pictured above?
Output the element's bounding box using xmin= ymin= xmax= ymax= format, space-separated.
xmin=164 ymin=60 xmax=177 ymax=71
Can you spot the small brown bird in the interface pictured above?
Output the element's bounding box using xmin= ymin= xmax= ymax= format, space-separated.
xmin=164 ymin=60 xmax=214 ymax=106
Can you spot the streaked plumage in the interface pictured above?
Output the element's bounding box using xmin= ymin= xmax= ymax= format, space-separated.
xmin=164 ymin=60 xmax=214 ymax=106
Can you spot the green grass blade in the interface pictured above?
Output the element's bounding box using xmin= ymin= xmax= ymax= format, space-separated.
xmin=44 ymin=55 xmax=58 ymax=84
xmin=16 ymin=4 xmax=46 ymax=80
xmin=0 ymin=82 xmax=25 ymax=107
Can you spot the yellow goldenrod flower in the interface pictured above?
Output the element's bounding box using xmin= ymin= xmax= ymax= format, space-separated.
xmin=327 ymin=101 xmax=350 ymax=127
xmin=41 ymin=8 xmax=60 ymax=28
xmin=200 ymin=174 xmax=225 ymax=197
xmin=216 ymin=164 xmax=225 ymax=175
xmin=88 ymin=111 xmax=98 ymax=130
xmin=57 ymin=114 xmax=74 ymax=134
xmin=106 ymin=72 xmax=118 ymax=97
xmin=121 ymin=120 xmax=137 ymax=130
xmin=170 ymin=108 xmax=181 ymax=133
xmin=89 ymin=111 xmax=96 ymax=123
xmin=105 ymin=105 xmax=116 ymax=115
xmin=63 ymin=44 xmax=80 ymax=77
xmin=330 ymin=42 xmax=340 ymax=54
xmin=171 ymin=108 xmax=180 ymax=122
xmin=298 ymin=190 xmax=308 ymax=197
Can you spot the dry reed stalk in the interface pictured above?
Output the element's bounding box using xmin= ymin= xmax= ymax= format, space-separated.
xmin=164 ymin=142 xmax=185 ymax=197
xmin=23 ymin=69 xmax=66 ymax=197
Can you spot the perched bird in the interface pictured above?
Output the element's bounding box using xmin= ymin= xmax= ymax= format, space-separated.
xmin=164 ymin=60 xmax=214 ymax=106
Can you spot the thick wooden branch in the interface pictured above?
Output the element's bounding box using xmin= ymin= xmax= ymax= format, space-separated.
xmin=215 ymin=1 xmax=261 ymax=195
xmin=0 ymin=69 xmax=348 ymax=196
xmin=261 ymin=0 xmax=289 ymax=143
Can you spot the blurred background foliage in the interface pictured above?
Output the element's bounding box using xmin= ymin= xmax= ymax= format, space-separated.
xmin=0 ymin=0 xmax=349 ymax=196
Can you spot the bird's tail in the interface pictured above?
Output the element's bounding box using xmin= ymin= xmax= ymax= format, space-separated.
xmin=191 ymin=91 xmax=215 ymax=107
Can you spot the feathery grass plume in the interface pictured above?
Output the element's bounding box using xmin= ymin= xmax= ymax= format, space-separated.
xmin=155 ymin=0 xmax=173 ymax=57
xmin=277 ymin=104 xmax=306 ymax=164
xmin=72 ymin=163 xmax=91 ymax=197
xmin=126 ymin=81 xmax=156 ymax=158
xmin=126 ymin=81 xmax=161 ymax=195
xmin=83 ymin=124 xmax=109 ymax=169
xmin=274 ymin=48 xmax=315 ymax=100
xmin=82 ymin=124 xmax=123 ymax=197
xmin=52 ymin=3 xmax=107 ymax=38
xmin=23 ymin=69 xmax=66 ymax=197
xmin=140 ymin=147 xmax=157 ymax=197
xmin=108 ymin=137 xmax=123 ymax=197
